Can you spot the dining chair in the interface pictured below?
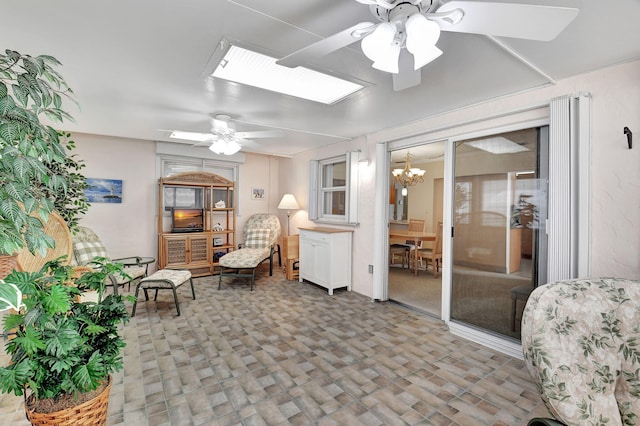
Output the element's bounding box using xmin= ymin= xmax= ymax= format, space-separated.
xmin=416 ymin=222 xmax=443 ymax=277
xmin=389 ymin=219 xmax=425 ymax=269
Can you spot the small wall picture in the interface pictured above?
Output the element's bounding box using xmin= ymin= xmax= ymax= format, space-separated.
xmin=85 ymin=178 xmax=123 ymax=203
xmin=252 ymin=188 xmax=265 ymax=200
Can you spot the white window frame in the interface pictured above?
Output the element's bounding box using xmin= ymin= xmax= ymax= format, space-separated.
xmin=309 ymin=152 xmax=359 ymax=225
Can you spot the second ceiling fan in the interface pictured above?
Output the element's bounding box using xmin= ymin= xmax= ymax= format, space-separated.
xmin=170 ymin=114 xmax=283 ymax=155
xmin=277 ymin=0 xmax=579 ymax=91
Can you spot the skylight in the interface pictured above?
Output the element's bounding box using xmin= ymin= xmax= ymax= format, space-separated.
xmin=210 ymin=45 xmax=364 ymax=105
xmin=466 ymin=137 xmax=529 ymax=154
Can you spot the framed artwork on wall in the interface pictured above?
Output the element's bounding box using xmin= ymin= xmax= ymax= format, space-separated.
xmin=84 ymin=178 xmax=123 ymax=204
xmin=251 ymin=188 xmax=265 ymax=200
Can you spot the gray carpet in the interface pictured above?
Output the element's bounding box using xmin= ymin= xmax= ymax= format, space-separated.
xmin=388 ymin=266 xmax=442 ymax=316
xmin=388 ymin=265 xmax=532 ymax=340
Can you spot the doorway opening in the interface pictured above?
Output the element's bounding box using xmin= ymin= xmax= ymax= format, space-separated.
xmin=387 ymin=142 xmax=445 ymax=317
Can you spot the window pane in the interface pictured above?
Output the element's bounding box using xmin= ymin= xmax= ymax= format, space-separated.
xmin=322 ymin=191 xmax=346 ymax=216
xmin=322 ymin=161 xmax=346 ymax=188
xmin=452 ymin=127 xmax=547 ymax=341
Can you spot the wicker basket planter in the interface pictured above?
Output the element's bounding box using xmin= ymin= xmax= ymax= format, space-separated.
xmin=0 ymin=253 xmax=18 ymax=279
xmin=25 ymin=376 xmax=112 ymax=426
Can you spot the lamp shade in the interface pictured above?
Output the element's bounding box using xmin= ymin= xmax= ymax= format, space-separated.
xmin=277 ymin=194 xmax=300 ymax=211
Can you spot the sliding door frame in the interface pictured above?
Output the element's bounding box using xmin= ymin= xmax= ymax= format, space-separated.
xmin=374 ymin=96 xmax=591 ymax=358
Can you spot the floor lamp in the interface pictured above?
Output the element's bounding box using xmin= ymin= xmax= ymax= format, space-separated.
xmin=277 ymin=194 xmax=300 ymax=235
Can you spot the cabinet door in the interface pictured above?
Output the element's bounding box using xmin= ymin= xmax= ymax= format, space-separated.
xmin=314 ymin=242 xmax=331 ymax=286
xmin=164 ymin=236 xmax=188 ymax=267
xmin=300 ymin=238 xmax=316 ymax=281
xmin=188 ymin=234 xmax=209 ymax=263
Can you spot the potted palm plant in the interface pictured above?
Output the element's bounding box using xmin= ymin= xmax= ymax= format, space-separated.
xmin=0 ymin=50 xmax=127 ymax=424
xmin=0 ymin=49 xmax=89 ymax=274
xmin=0 ymin=258 xmax=133 ymax=424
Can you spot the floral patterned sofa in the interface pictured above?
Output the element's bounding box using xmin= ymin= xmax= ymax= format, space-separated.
xmin=218 ymin=213 xmax=281 ymax=291
xmin=522 ymin=278 xmax=640 ymax=426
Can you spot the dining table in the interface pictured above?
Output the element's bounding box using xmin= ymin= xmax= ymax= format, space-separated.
xmin=389 ymin=230 xmax=436 ymax=275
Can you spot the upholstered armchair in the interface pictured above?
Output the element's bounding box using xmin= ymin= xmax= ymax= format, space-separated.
xmin=218 ymin=213 xmax=281 ymax=290
xmin=522 ymin=278 xmax=640 ymax=426
xmin=71 ymin=226 xmax=149 ymax=294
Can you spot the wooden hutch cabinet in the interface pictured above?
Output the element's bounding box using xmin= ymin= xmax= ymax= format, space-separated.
xmin=157 ymin=172 xmax=235 ymax=277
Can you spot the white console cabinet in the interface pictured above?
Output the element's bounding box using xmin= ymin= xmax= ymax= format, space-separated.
xmin=299 ymin=227 xmax=353 ymax=295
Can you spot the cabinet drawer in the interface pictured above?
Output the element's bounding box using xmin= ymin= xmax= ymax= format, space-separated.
xmin=300 ymin=231 xmax=329 ymax=244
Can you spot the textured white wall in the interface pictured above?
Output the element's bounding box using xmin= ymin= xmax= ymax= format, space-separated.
xmin=72 ymin=136 xmax=282 ymax=269
xmin=71 ymin=59 xmax=640 ymax=295
xmin=281 ymin=59 xmax=640 ymax=299
xmin=584 ymin=62 xmax=640 ymax=278
xmin=72 ymin=133 xmax=157 ymax=262
xmin=236 ymin=153 xmax=281 ymax=239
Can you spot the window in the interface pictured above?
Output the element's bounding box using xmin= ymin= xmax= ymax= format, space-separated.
xmin=157 ymin=152 xmax=240 ymax=214
xmin=309 ymin=153 xmax=359 ymax=225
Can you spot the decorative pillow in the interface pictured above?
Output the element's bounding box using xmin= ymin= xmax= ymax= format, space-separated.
xmin=74 ymin=241 xmax=109 ymax=265
xmin=244 ymin=229 xmax=271 ymax=249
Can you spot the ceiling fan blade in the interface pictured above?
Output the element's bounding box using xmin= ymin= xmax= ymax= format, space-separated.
xmin=434 ymin=1 xmax=579 ymax=41
xmin=277 ymin=22 xmax=376 ymax=68
xmin=235 ymin=130 xmax=283 ymax=139
xmin=393 ymin=50 xmax=422 ymax=91
xmin=169 ymin=130 xmax=213 ymax=143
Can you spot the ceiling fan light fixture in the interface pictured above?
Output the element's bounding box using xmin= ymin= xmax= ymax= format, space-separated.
xmin=411 ymin=45 xmax=443 ymax=70
xmin=372 ymin=44 xmax=401 ymax=73
xmin=208 ymin=140 xmax=226 ymax=155
xmin=405 ymin=13 xmax=442 ymax=70
xmin=405 ymin=13 xmax=441 ymax=47
xmin=361 ymin=22 xmax=397 ymax=62
xmin=223 ymin=140 xmax=242 ymax=155
xmin=208 ymin=139 xmax=242 ymax=156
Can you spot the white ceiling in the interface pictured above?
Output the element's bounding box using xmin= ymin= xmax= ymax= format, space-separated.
xmin=4 ymin=0 xmax=640 ymax=158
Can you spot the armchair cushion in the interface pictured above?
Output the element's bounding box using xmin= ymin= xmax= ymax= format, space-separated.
xmin=244 ymin=229 xmax=271 ymax=249
xmin=73 ymin=241 xmax=109 ymax=265
xmin=522 ymin=278 xmax=640 ymax=425
xmin=219 ymin=248 xmax=270 ymax=269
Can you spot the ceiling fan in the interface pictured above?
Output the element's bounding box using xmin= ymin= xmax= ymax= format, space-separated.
xmin=276 ymin=0 xmax=579 ymax=91
xmin=170 ymin=114 xmax=283 ymax=155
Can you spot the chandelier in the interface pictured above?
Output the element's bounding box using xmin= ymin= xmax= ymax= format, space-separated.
xmin=392 ymin=153 xmax=425 ymax=189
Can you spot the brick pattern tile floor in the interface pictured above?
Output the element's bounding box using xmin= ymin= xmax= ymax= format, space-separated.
xmin=0 ymin=265 xmax=552 ymax=425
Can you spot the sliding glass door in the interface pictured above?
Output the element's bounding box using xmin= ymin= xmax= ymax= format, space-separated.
xmin=451 ymin=127 xmax=548 ymax=340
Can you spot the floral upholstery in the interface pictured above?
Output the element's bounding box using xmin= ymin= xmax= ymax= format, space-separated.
xmin=218 ymin=213 xmax=282 ymax=291
xmin=522 ymin=278 xmax=640 ymax=425
xmin=242 ymin=214 xmax=281 ymax=248
xmin=219 ymin=248 xmax=270 ymax=269
xmin=132 ymin=269 xmax=194 ymax=316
